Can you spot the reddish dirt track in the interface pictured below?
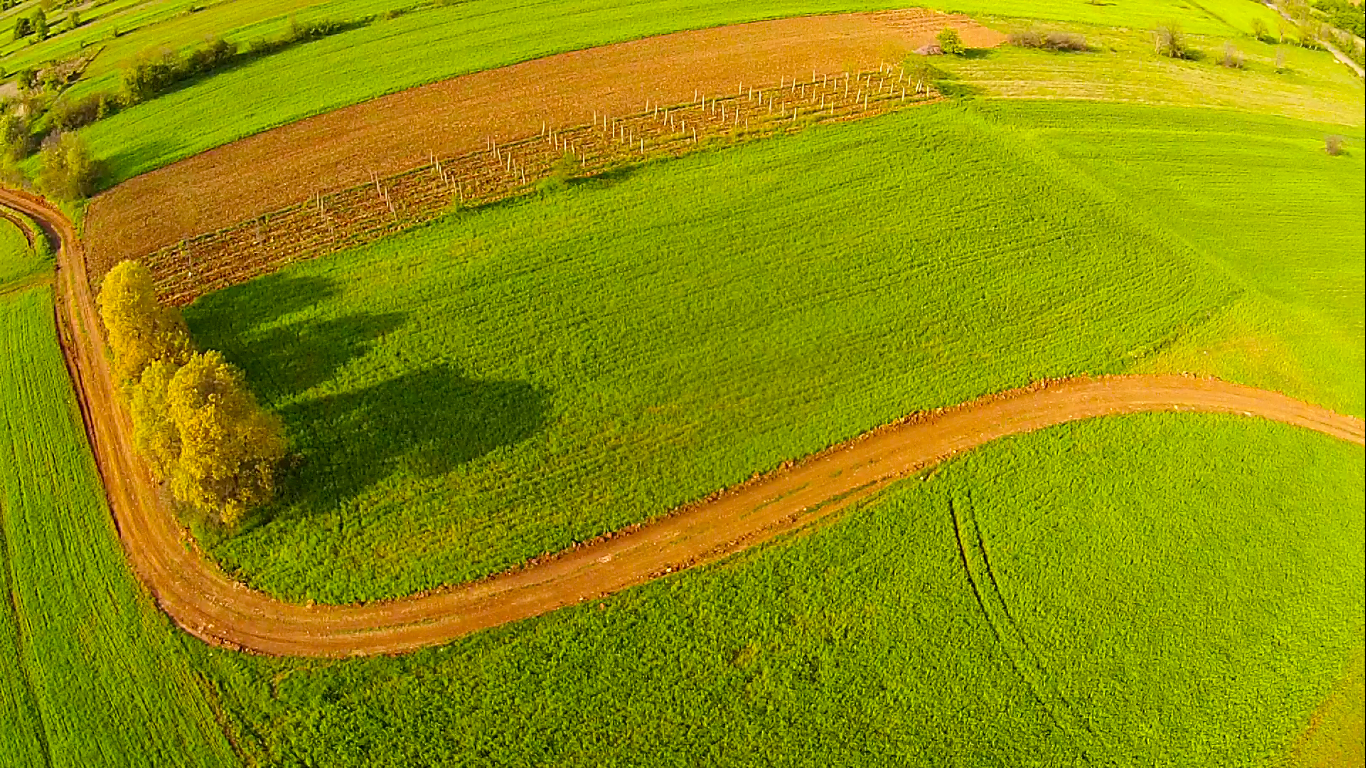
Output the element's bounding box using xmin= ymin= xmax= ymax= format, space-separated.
xmin=8 ymin=183 xmax=1364 ymax=658
xmin=83 ymin=9 xmax=1004 ymax=277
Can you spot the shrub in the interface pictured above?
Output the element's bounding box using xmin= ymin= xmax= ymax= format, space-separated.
xmin=1220 ymin=42 xmax=1244 ymax=68
xmin=97 ymin=260 xmax=193 ymax=383
xmin=1154 ymin=23 xmax=1190 ymax=59
xmin=183 ymin=37 xmax=235 ymax=75
xmin=122 ymin=50 xmax=184 ymax=104
xmin=52 ymin=92 xmax=119 ymax=131
xmin=0 ymin=113 xmax=33 ymax=163
xmin=1010 ymin=30 xmax=1088 ymax=51
xmin=38 ymin=132 xmax=100 ymax=201
xmin=1325 ymin=135 xmax=1346 ymax=156
xmin=937 ymin=28 xmax=966 ymax=56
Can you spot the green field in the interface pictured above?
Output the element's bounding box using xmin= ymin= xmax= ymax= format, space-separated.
xmin=0 ymin=285 xmax=240 ymax=767
xmin=4 ymin=270 xmax=1359 ymax=764
xmin=977 ymin=102 xmax=1365 ymax=416
xmin=2 ymin=1 xmax=1361 ymax=762
xmin=183 ymin=100 xmax=1363 ymax=604
xmin=201 ymin=414 xmax=1363 ymax=765
xmin=23 ymin=0 xmax=1299 ymax=186
xmin=940 ymin=22 xmax=1364 ymax=126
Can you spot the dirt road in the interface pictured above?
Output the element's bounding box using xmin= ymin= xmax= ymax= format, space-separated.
xmin=7 ymin=182 xmax=1363 ymax=658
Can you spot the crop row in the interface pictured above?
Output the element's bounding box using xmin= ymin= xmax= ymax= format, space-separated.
xmin=137 ymin=66 xmax=940 ymax=305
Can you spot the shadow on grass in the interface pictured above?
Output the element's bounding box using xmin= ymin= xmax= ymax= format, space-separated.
xmin=189 ymin=273 xmax=405 ymax=400
xmin=191 ymin=272 xmax=550 ymax=521
xmin=274 ymin=366 xmax=551 ymax=515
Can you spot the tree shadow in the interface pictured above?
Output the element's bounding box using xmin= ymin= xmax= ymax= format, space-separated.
xmin=190 ymin=273 xmax=550 ymax=521
xmin=189 ymin=273 xmax=405 ymax=401
xmin=272 ymin=365 xmax=551 ymax=514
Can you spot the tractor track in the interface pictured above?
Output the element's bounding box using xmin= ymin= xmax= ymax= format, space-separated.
xmin=1 ymin=186 xmax=1362 ymax=658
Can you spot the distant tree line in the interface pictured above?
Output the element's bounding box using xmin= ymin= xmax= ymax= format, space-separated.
xmin=47 ymin=16 xmax=363 ymax=134
xmin=99 ymin=261 xmax=286 ymax=528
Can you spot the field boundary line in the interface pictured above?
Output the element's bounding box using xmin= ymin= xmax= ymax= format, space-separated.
xmin=3 ymin=184 xmax=1365 ymax=658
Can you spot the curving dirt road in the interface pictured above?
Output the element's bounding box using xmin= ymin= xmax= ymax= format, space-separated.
xmin=3 ymin=187 xmax=1363 ymax=658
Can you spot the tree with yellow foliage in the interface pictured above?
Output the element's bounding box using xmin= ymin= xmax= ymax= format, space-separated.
xmin=97 ymin=260 xmax=192 ymax=383
xmin=100 ymin=260 xmax=287 ymax=528
xmin=163 ymin=351 xmax=286 ymax=527
xmin=129 ymin=359 xmax=182 ymax=479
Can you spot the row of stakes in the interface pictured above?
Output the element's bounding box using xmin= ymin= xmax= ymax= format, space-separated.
xmin=278 ymin=64 xmax=931 ymax=240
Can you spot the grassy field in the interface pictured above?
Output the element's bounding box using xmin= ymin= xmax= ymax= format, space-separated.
xmin=5 ymin=278 xmax=1357 ymax=764
xmin=38 ymin=0 xmax=1297 ymax=187
xmin=184 ymin=101 xmax=1238 ymax=603
xmin=974 ymin=102 xmax=1365 ymax=416
xmin=0 ymin=215 xmax=40 ymax=289
xmin=0 ymin=285 xmax=240 ymax=767
xmin=198 ymin=413 xmax=1363 ymax=765
xmin=939 ymin=22 xmax=1365 ymax=126
xmin=183 ymin=100 xmax=1363 ymax=605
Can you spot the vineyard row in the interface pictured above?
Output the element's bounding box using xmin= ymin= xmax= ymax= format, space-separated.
xmin=135 ymin=65 xmax=941 ymax=305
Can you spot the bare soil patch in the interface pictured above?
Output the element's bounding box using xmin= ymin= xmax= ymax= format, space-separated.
xmin=84 ymin=9 xmax=1003 ymax=280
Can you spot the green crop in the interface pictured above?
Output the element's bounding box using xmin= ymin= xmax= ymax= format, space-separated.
xmin=211 ymin=414 xmax=1364 ymax=766
xmin=0 ymin=286 xmax=239 ymax=767
xmin=181 ymin=101 xmax=1366 ymax=604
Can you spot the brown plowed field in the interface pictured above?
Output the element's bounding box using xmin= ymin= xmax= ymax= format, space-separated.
xmin=83 ymin=9 xmax=1004 ymax=280
xmin=9 ymin=184 xmax=1364 ymax=658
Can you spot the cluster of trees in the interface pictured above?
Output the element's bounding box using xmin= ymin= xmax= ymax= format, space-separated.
xmin=99 ymin=261 xmax=286 ymax=527
xmin=12 ymin=8 xmax=47 ymax=42
xmin=35 ymin=131 xmax=97 ymax=199
xmin=62 ymin=17 xmax=358 ymax=131
xmin=1310 ymin=0 xmax=1365 ymax=38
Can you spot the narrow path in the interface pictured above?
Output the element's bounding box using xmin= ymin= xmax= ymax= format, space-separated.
xmin=2 ymin=187 xmax=1362 ymax=658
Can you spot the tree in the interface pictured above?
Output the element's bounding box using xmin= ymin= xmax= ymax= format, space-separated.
xmin=97 ymin=260 xmax=193 ymax=383
xmin=38 ymin=131 xmax=99 ymax=200
xmin=12 ymin=16 xmax=29 ymax=41
xmin=130 ymin=359 xmax=182 ymax=478
xmin=937 ymin=28 xmax=966 ymax=56
xmin=164 ymin=351 xmax=286 ymax=526
xmin=30 ymin=9 xmax=46 ymax=41
xmin=1251 ymin=18 xmax=1270 ymax=43
xmin=15 ymin=67 xmax=35 ymax=92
